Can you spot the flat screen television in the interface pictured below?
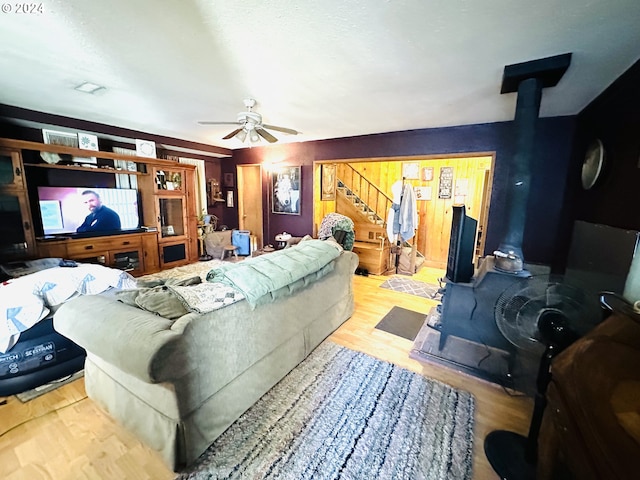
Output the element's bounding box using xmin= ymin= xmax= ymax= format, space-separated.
xmin=36 ymin=186 xmax=141 ymax=237
xmin=446 ymin=205 xmax=478 ymax=283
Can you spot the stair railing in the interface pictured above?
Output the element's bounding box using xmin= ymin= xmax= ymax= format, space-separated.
xmin=336 ymin=164 xmax=393 ymax=226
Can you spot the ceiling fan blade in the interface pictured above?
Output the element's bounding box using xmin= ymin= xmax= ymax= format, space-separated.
xmin=223 ymin=128 xmax=243 ymax=140
xmin=262 ymin=124 xmax=299 ymax=135
xmin=198 ymin=121 xmax=241 ymax=126
xmin=256 ymin=127 xmax=278 ymax=143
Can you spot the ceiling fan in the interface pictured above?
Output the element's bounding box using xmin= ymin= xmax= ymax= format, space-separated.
xmin=198 ymin=98 xmax=299 ymax=144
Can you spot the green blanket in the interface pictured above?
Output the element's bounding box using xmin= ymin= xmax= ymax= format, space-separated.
xmin=206 ymin=240 xmax=341 ymax=307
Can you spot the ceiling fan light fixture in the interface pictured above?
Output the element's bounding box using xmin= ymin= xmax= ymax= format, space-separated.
xmin=235 ymin=129 xmax=248 ymax=142
xmin=200 ymin=98 xmax=298 ymax=145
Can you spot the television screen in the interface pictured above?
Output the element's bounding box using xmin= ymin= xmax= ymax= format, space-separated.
xmin=37 ymin=187 xmax=140 ymax=236
xmin=446 ymin=205 xmax=478 ymax=283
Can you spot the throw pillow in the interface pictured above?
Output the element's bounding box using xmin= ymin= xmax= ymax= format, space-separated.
xmin=135 ymin=286 xmax=189 ymax=319
xmin=116 ymin=286 xmax=190 ymax=320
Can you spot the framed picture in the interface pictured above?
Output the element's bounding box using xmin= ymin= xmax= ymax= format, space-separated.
xmin=421 ymin=166 xmax=434 ymax=182
xmin=42 ymin=129 xmax=78 ymax=147
xmin=321 ymin=164 xmax=336 ymax=200
xmin=78 ymin=132 xmax=99 ymax=151
xmin=223 ymin=172 xmax=235 ymax=187
xmin=135 ymin=139 xmax=157 ymax=158
xmin=455 ymin=178 xmax=469 ymax=196
xmin=438 ymin=166 xmax=454 ymax=199
xmin=42 ymin=129 xmax=96 ymax=164
xmin=414 ymin=186 xmax=432 ymax=201
xmin=402 ymin=162 xmax=420 ymax=179
xmin=272 ymin=165 xmax=301 ymax=215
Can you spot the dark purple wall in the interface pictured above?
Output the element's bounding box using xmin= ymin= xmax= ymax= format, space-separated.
xmin=1 ymin=103 xmax=580 ymax=266
xmin=571 ymin=58 xmax=640 ymax=230
xmin=231 ymin=117 xmax=577 ymax=265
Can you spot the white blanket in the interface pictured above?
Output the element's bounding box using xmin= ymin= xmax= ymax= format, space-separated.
xmin=0 ymin=264 xmax=137 ymax=353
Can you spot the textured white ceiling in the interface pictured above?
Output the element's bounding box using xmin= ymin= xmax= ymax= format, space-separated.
xmin=1 ymin=0 xmax=639 ymax=149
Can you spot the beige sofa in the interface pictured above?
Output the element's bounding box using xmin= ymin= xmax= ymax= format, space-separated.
xmin=54 ymin=242 xmax=358 ymax=471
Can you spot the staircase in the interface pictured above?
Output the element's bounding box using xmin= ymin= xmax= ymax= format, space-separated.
xmin=337 ymin=180 xmax=385 ymax=225
xmin=335 ymin=164 xmax=425 ymax=274
xmin=336 ymin=164 xmax=391 ymax=228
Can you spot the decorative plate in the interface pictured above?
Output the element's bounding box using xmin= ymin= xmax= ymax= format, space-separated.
xmin=581 ymin=138 xmax=605 ymax=190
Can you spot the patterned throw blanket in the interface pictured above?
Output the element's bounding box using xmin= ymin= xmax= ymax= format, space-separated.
xmin=167 ymin=283 xmax=245 ymax=315
xmin=206 ymin=239 xmax=341 ymax=308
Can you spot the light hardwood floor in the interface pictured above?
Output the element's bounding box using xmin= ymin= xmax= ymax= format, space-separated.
xmin=0 ymin=266 xmax=533 ymax=480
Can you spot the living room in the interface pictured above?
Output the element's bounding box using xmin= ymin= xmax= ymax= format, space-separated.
xmin=2 ymin=2 xmax=640 ymax=479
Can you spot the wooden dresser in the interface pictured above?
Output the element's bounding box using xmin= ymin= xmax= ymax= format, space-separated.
xmin=537 ymin=310 xmax=640 ymax=479
xmin=37 ymin=231 xmax=160 ymax=276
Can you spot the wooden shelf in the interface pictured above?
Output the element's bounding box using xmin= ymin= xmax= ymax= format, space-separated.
xmin=0 ymin=138 xmax=186 ymax=167
xmin=24 ymin=163 xmax=148 ymax=175
xmin=1 ymin=136 xmax=200 ymax=268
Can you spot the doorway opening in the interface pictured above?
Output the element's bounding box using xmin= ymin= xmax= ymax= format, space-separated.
xmin=237 ymin=164 xmax=264 ymax=249
xmin=313 ymin=154 xmax=494 ymax=270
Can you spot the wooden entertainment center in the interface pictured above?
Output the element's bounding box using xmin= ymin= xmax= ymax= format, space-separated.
xmin=0 ymin=138 xmax=199 ymax=275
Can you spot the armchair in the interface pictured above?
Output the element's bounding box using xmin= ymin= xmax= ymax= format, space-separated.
xmin=203 ymin=230 xmax=233 ymax=259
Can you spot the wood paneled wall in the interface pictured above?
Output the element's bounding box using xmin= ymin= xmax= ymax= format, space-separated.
xmin=314 ymin=155 xmax=493 ymax=268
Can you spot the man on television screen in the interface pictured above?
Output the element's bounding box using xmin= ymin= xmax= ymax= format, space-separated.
xmin=76 ymin=190 xmax=121 ymax=233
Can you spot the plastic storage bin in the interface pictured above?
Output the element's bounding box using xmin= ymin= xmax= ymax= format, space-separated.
xmin=232 ymin=230 xmax=251 ymax=256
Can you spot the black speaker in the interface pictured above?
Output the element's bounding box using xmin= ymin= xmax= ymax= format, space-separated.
xmin=446 ymin=205 xmax=478 ymax=283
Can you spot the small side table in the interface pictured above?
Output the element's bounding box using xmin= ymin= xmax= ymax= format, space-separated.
xmin=275 ymin=232 xmax=292 ymax=250
xmin=252 ymin=245 xmax=275 ymax=257
xmin=221 ymin=245 xmax=238 ymax=260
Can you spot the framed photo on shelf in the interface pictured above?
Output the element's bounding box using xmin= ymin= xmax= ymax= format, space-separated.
xmin=321 ymin=163 xmax=336 ymax=200
xmin=42 ymin=129 xmax=78 ymax=147
xmin=271 ymin=165 xmax=301 ymax=215
xmin=42 ymin=129 xmax=96 ymax=164
xmin=78 ymin=133 xmax=99 ymax=151
xmin=135 ymin=139 xmax=157 ymax=159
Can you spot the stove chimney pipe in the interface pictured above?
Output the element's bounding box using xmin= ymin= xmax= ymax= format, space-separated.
xmin=494 ymin=53 xmax=572 ymax=273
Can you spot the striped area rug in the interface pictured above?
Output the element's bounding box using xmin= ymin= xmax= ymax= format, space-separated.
xmin=177 ymin=342 xmax=475 ymax=480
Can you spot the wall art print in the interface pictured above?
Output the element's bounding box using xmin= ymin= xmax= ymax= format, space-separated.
xmin=402 ymin=162 xmax=420 ymax=180
xmin=321 ymin=164 xmax=336 ymax=200
xmin=438 ymin=166 xmax=454 ymax=199
xmin=272 ymin=166 xmax=301 ymax=215
xmin=421 ymin=166 xmax=434 ymax=182
xmin=223 ymin=172 xmax=235 ymax=188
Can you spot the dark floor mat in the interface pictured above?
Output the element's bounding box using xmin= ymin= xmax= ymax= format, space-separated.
xmin=375 ymin=306 xmax=427 ymax=340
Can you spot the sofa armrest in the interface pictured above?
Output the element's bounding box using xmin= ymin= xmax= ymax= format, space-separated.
xmin=54 ymin=295 xmax=187 ymax=383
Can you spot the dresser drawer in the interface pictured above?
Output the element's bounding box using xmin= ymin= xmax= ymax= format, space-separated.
xmin=66 ymin=235 xmax=142 ymax=256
